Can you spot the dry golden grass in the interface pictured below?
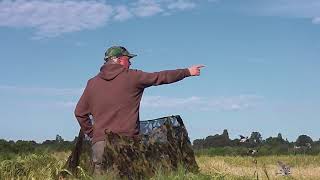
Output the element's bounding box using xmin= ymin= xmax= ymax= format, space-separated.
xmin=2 ymin=152 xmax=320 ymax=179
xmin=197 ymin=155 xmax=320 ymax=180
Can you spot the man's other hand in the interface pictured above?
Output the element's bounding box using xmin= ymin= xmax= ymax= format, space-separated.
xmin=188 ymin=65 xmax=205 ymax=76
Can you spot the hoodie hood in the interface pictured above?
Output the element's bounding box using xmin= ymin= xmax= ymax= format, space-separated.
xmin=98 ymin=64 xmax=125 ymax=81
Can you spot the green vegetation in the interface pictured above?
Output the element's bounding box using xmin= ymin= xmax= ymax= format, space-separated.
xmin=0 ymin=135 xmax=74 ymax=161
xmin=193 ymin=130 xmax=320 ymax=156
xmin=0 ymin=152 xmax=213 ymax=179
xmin=0 ymin=154 xmax=63 ymax=180
xmin=3 ymin=152 xmax=320 ymax=179
xmin=1 ymin=130 xmax=320 ymax=179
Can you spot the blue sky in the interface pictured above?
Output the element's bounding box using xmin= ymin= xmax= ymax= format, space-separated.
xmin=0 ymin=0 xmax=319 ymax=143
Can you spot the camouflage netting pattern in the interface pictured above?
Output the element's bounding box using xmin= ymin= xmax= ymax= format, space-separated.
xmin=65 ymin=115 xmax=199 ymax=179
xmin=102 ymin=115 xmax=199 ymax=179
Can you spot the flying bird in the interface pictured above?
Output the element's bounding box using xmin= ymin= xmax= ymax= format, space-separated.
xmin=239 ymin=135 xmax=249 ymax=143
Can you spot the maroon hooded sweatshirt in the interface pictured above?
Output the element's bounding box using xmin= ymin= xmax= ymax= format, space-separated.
xmin=74 ymin=63 xmax=191 ymax=144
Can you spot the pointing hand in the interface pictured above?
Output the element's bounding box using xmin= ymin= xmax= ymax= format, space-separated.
xmin=188 ymin=65 xmax=205 ymax=76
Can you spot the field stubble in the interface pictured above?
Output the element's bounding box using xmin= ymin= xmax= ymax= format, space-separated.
xmin=1 ymin=152 xmax=320 ymax=179
xmin=197 ymin=155 xmax=320 ymax=180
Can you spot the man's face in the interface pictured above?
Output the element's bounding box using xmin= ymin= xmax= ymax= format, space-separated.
xmin=118 ymin=56 xmax=131 ymax=69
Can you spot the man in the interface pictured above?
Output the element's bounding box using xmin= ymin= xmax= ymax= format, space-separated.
xmin=74 ymin=46 xmax=204 ymax=173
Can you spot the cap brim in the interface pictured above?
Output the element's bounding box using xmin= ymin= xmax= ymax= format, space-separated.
xmin=128 ymin=54 xmax=137 ymax=58
xmin=104 ymin=54 xmax=137 ymax=60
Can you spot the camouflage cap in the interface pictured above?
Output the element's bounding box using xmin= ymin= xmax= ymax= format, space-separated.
xmin=104 ymin=46 xmax=137 ymax=61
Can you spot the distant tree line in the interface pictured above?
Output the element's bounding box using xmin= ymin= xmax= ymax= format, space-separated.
xmin=0 ymin=135 xmax=76 ymax=160
xmin=193 ymin=129 xmax=320 ymax=156
xmin=1 ymin=130 xmax=319 ymax=160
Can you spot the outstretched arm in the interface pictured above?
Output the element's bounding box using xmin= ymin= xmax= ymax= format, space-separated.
xmin=133 ymin=64 xmax=205 ymax=89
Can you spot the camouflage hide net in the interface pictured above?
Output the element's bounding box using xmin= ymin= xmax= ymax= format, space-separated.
xmin=65 ymin=115 xmax=198 ymax=179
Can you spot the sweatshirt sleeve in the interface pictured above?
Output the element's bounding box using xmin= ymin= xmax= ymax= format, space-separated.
xmin=133 ymin=68 xmax=191 ymax=89
xmin=74 ymin=81 xmax=93 ymax=138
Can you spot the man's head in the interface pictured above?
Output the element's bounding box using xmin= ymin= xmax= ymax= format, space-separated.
xmin=104 ymin=46 xmax=137 ymax=69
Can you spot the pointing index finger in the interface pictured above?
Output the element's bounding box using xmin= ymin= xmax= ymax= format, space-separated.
xmin=196 ymin=65 xmax=206 ymax=69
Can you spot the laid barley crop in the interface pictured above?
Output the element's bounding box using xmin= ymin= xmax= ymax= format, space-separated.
xmin=0 ymin=154 xmax=64 ymax=180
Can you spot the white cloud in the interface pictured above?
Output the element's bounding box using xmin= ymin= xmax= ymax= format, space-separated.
xmin=167 ymin=0 xmax=196 ymax=10
xmin=312 ymin=17 xmax=320 ymax=24
xmin=0 ymin=85 xmax=83 ymax=96
xmin=0 ymin=0 xmax=113 ymax=38
xmin=141 ymin=95 xmax=263 ymax=111
xmin=132 ymin=0 xmax=164 ymax=17
xmin=5 ymin=0 xmax=320 ymax=39
xmin=113 ymin=5 xmax=133 ymax=21
xmin=245 ymin=0 xmax=320 ymax=25
xmin=0 ymin=0 xmax=201 ymax=38
xmin=0 ymin=85 xmax=262 ymax=111
xmin=58 ymin=94 xmax=262 ymax=111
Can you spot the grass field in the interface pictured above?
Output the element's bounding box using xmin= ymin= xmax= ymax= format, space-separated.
xmin=1 ymin=152 xmax=320 ymax=179
xmin=198 ymin=155 xmax=320 ymax=180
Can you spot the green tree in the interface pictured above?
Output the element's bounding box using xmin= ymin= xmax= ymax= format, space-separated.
xmin=296 ymin=135 xmax=313 ymax=146
xmin=249 ymin=132 xmax=262 ymax=145
xmin=55 ymin=134 xmax=64 ymax=143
